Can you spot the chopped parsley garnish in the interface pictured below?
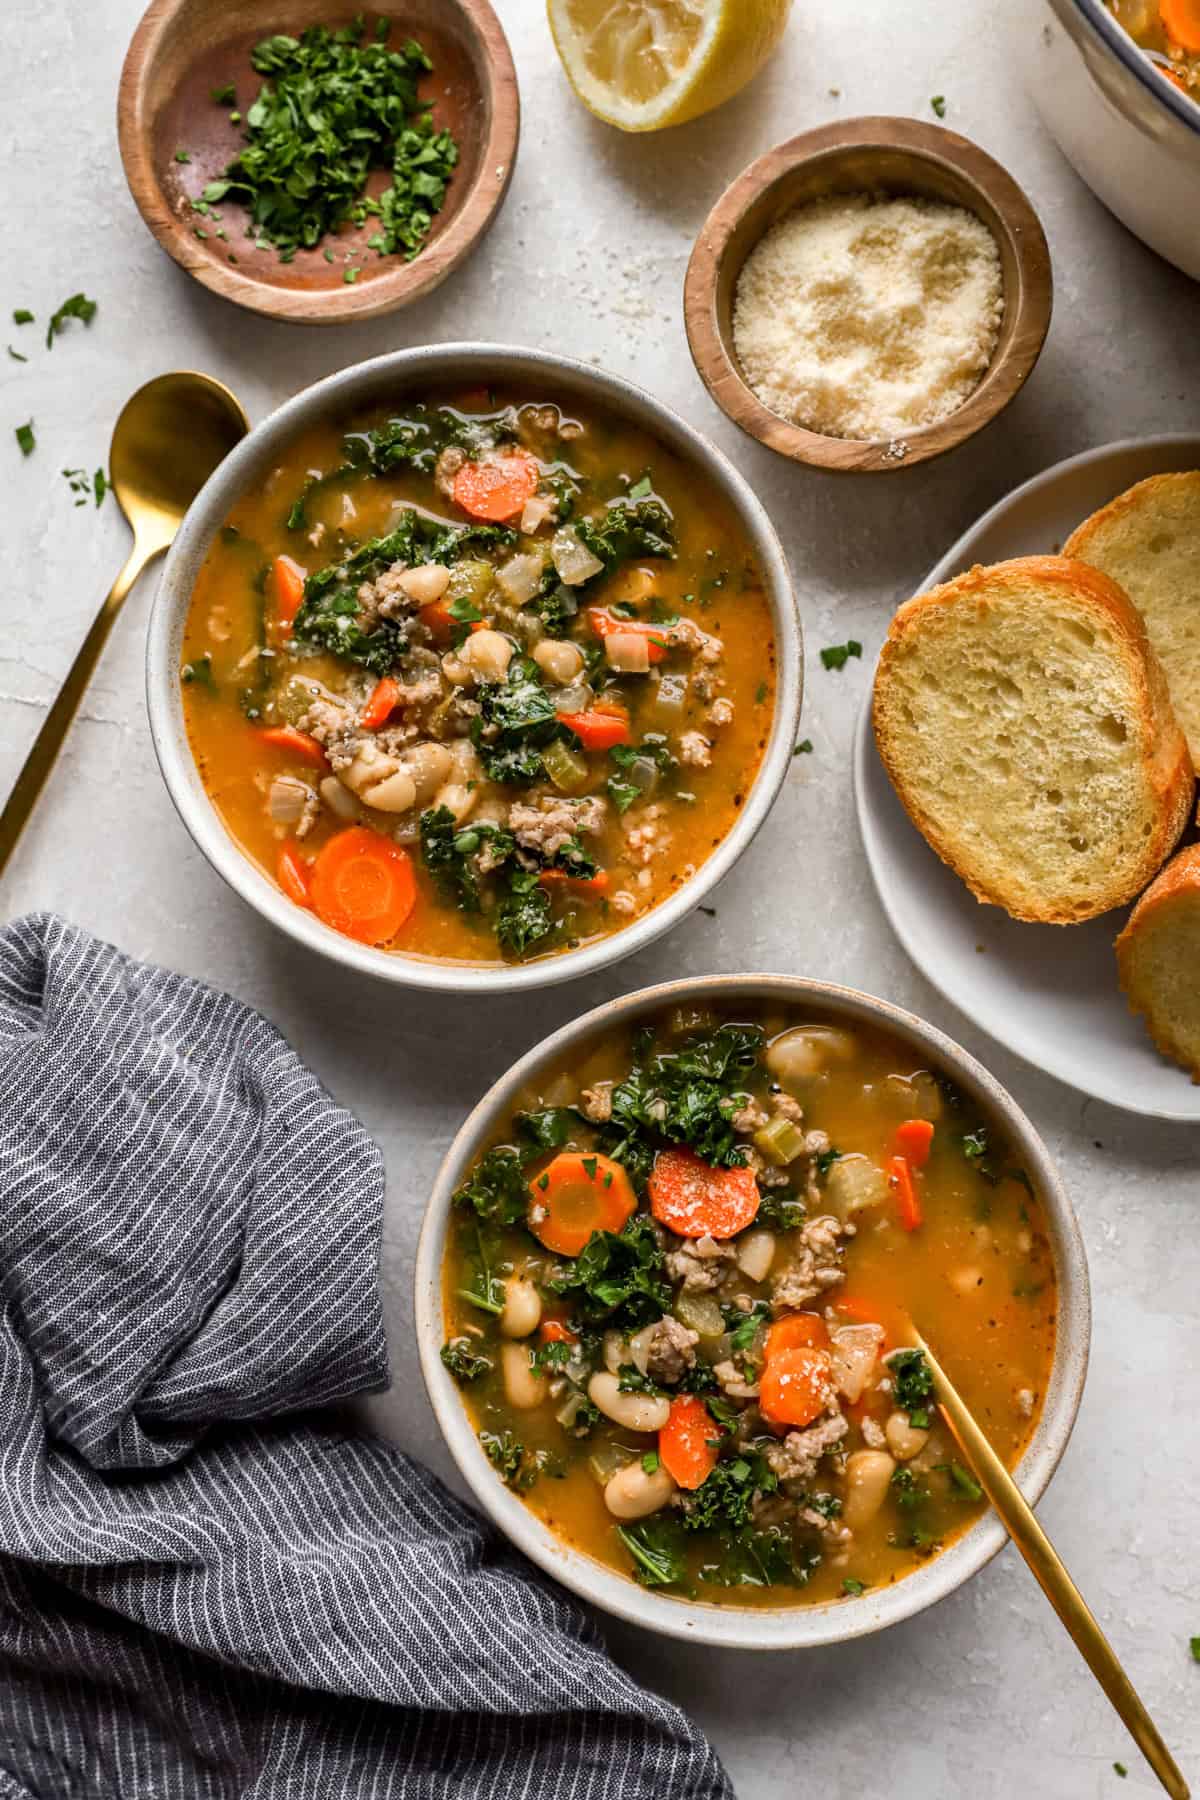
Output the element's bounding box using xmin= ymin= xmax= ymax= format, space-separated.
xmin=1190 ymin=1636 xmax=1200 ymax=1663
xmin=842 ymin=1577 xmax=867 ymax=1595
xmin=819 ymin=639 xmax=862 ymax=672
xmin=174 ymin=148 xmax=191 ymax=163
xmin=62 ymin=467 xmax=109 ymax=508
xmin=1113 ymin=1764 xmax=1127 ymax=1779
xmin=948 ymin=1460 xmax=983 ymax=1502
xmin=15 ymin=421 xmax=34 ymax=457
xmin=12 ymin=309 xmax=33 ymax=325
xmin=931 ymin=95 xmax=947 ymax=117
xmin=197 ymin=22 xmax=458 ymax=263
xmin=7 ymin=346 xmax=27 ymax=363
xmin=211 ymin=82 xmax=237 ymax=104
xmin=641 ymin=1449 xmax=660 ymax=1474
xmin=45 ymin=292 xmax=97 ymax=350
xmin=440 ymin=1337 xmax=491 ymax=1383
xmin=793 ymin=738 xmax=813 ymax=755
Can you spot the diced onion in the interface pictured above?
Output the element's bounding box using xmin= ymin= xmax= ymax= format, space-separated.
xmin=496 ymin=552 xmax=545 ymax=605
xmin=605 ymin=631 xmax=651 ymax=674
xmin=268 ymin=775 xmax=311 ymax=825
xmin=830 ymin=1323 xmax=885 ymax=1403
xmin=552 ymin=682 xmax=594 ymax=715
xmin=551 ymin=527 xmax=604 ymax=587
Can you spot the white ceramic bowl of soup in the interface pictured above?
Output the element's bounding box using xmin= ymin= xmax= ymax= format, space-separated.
xmin=146 ymin=344 xmax=801 ymax=994
xmin=414 ymin=974 xmax=1091 ymax=1650
xmin=1015 ymin=0 xmax=1200 ymax=281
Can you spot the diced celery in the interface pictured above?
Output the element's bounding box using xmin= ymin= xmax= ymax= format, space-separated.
xmin=673 ymin=1292 xmax=725 ymax=1339
xmin=753 ymin=1114 xmax=807 ymax=1166
xmin=448 ymin=558 xmax=495 ymax=608
xmin=543 ymin=737 xmax=589 ymax=793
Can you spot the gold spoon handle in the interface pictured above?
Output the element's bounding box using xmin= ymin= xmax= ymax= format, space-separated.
xmin=0 ymin=541 xmax=156 ymax=880
xmin=915 ymin=1332 xmax=1189 ymax=1800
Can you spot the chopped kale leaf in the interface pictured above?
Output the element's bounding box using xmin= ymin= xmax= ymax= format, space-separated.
xmin=440 ymin=1337 xmax=492 ymax=1382
xmin=472 ymin=656 xmax=565 ymax=784
xmin=452 ymin=1146 xmax=528 ymax=1227
xmin=819 ymin=639 xmax=862 ymax=672
xmin=15 ymin=421 xmax=35 ymax=457
xmin=576 ymin=496 xmax=676 ymax=569
xmin=495 ymin=868 xmax=555 ymax=958
xmin=890 ymin=1348 xmax=933 ymax=1421
xmin=617 ymin=1517 xmax=687 ymax=1587
xmin=599 ymin=1022 xmax=765 ymax=1182
xmin=548 ymin=1215 xmax=670 ymax=1331
xmin=45 ymin=292 xmax=97 ymax=350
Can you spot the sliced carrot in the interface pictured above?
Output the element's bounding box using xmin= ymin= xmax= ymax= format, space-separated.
xmin=256 ymin=725 xmax=327 ymax=768
xmin=647 ymin=1147 xmax=759 ymax=1240
xmin=527 ymin=1152 xmax=637 ymax=1258
xmin=538 ymin=868 xmax=610 ymax=897
xmin=889 ymin=1154 xmax=923 ymax=1232
xmin=539 ymin=1318 xmax=577 ymax=1346
xmin=277 ymin=841 xmax=312 ymax=908
xmin=765 ymin=1312 xmax=829 ymax=1359
xmin=418 ymin=598 xmax=486 ymax=643
xmin=759 ymin=1347 xmax=834 ymax=1429
xmin=894 ymin=1117 xmax=934 ymax=1168
xmin=452 ymin=452 xmax=539 ymax=523
xmin=360 ymin=677 xmax=401 ymax=731
xmin=658 ymin=1395 xmax=721 ymax=1490
xmin=1161 ymin=0 xmax=1200 ymax=52
xmin=558 ymin=708 xmax=632 ymax=751
xmin=587 ymin=608 xmax=670 ymax=664
xmin=308 ymin=827 xmax=416 ymax=947
xmin=273 ymin=555 xmax=307 ymax=631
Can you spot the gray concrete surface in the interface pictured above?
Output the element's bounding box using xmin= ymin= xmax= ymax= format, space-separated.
xmin=3 ymin=1 xmax=1198 ymax=1793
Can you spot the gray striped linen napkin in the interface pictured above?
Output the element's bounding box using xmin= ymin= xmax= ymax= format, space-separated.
xmin=0 ymin=914 xmax=732 ymax=1800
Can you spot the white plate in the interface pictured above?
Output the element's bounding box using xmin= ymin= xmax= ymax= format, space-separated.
xmin=853 ymin=434 xmax=1200 ymax=1121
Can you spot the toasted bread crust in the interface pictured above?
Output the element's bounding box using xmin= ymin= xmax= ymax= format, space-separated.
xmin=1065 ymin=471 xmax=1200 ymax=772
xmin=1116 ymin=844 xmax=1200 ymax=1080
xmin=873 ymin=555 xmax=1194 ymax=924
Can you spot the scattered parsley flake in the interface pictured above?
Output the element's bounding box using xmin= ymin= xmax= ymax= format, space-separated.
xmin=1113 ymin=1765 xmax=1127 ymax=1779
xmin=12 ymin=309 xmax=33 ymax=325
xmin=842 ymin=1577 xmax=867 ymax=1596
xmin=174 ymin=148 xmax=191 ymax=163
xmin=931 ymin=95 xmax=947 ymax=118
xmin=793 ymin=739 xmax=813 ymax=755
xmin=211 ymin=82 xmax=237 ymax=104
xmin=7 ymin=346 xmax=27 ymax=362
xmin=15 ymin=420 xmax=35 ymax=457
xmin=45 ymin=293 xmax=98 ymax=350
xmin=820 ymin=639 xmax=862 ymax=672
xmin=641 ymin=1450 xmax=660 ymax=1474
xmin=343 ymin=266 xmax=361 ymax=283
xmin=1191 ymin=1635 xmax=1200 ymax=1662
xmin=627 ymin=475 xmax=653 ymax=500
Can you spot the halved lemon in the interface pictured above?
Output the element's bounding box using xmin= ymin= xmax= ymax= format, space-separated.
xmin=547 ymin=0 xmax=793 ymax=133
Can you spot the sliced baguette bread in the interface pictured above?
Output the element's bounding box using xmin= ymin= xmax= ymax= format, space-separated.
xmin=1065 ymin=472 xmax=1200 ymax=770
xmin=1116 ymin=844 xmax=1200 ymax=1080
xmin=872 ymin=555 xmax=1193 ymax=924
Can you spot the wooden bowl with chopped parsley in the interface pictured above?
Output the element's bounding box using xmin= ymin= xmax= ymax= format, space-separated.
xmin=118 ymin=1 xmax=519 ymax=323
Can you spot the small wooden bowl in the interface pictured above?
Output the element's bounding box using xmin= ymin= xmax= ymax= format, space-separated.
xmin=684 ymin=117 xmax=1053 ymax=473
xmin=119 ymin=0 xmax=519 ymax=325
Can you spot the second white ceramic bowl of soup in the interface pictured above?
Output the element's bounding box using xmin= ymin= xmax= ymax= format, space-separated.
xmin=1016 ymin=0 xmax=1200 ymax=281
xmin=146 ymin=345 xmax=801 ymax=993
xmin=414 ymin=975 xmax=1090 ymax=1650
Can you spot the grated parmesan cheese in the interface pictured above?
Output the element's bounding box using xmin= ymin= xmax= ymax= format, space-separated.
xmin=732 ymin=193 xmax=1004 ymax=442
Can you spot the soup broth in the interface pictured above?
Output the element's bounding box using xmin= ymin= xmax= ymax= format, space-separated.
xmin=1107 ymin=0 xmax=1200 ymax=97
xmin=441 ymin=1003 xmax=1057 ymax=1607
xmin=182 ymin=388 xmax=776 ymax=964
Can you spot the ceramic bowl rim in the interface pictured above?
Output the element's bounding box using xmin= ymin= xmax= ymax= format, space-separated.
xmin=145 ymin=344 xmax=802 ymax=994
xmin=1067 ymin=0 xmax=1200 ymax=138
xmin=413 ymin=973 xmax=1091 ymax=1651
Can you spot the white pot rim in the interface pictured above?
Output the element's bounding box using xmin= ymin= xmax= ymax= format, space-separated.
xmin=414 ymin=973 xmax=1091 ymax=1651
xmin=146 ymin=344 xmax=801 ymax=994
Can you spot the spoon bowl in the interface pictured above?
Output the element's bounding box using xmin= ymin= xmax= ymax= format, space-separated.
xmin=111 ymin=372 xmax=250 ymax=553
xmin=0 ymin=370 xmax=248 ymax=877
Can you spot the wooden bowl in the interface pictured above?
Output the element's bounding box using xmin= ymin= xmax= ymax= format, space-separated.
xmin=118 ymin=0 xmax=519 ymax=325
xmin=684 ymin=117 xmax=1053 ymax=473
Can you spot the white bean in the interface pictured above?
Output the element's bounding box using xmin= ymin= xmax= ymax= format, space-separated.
xmin=842 ymin=1450 xmax=896 ymax=1531
xmin=603 ymin=1461 xmax=678 ymax=1521
xmin=766 ymin=1026 xmax=858 ymax=1088
xmin=320 ymin=775 xmax=358 ymax=820
xmin=446 ymin=739 xmax=482 ymax=782
xmin=398 ymin=563 xmax=451 ymax=605
xmin=431 ymin=782 xmax=476 ymax=824
xmin=885 ymin=1410 xmax=931 ymax=1462
xmin=461 ymin=629 xmax=514 ymax=682
xmin=361 ymin=768 xmax=417 ymax=814
xmin=587 ymin=1371 xmax=670 ymax=1433
xmin=500 ymin=1341 xmax=546 ymax=1411
xmin=499 ymin=1277 xmax=542 ymax=1340
xmin=341 ymin=742 xmax=397 ymax=796
xmin=533 ymin=638 xmax=585 ymax=686
xmin=397 ymin=741 xmax=453 ymax=805
xmin=735 ymin=1228 xmax=777 ymax=1283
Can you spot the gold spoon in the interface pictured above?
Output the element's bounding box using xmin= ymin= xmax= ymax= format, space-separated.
xmin=913 ymin=1328 xmax=1190 ymax=1800
xmin=0 ymin=371 xmax=248 ymax=878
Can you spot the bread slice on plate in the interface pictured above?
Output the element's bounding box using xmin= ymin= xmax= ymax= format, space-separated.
xmin=1116 ymin=844 xmax=1200 ymax=1080
xmin=1065 ymin=471 xmax=1200 ymax=770
xmin=872 ymin=554 xmax=1193 ymax=924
